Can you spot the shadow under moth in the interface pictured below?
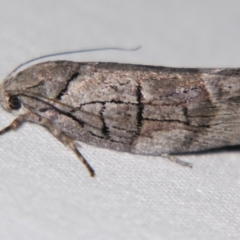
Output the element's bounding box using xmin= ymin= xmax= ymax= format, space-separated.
xmin=1 ymin=50 xmax=240 ymax=176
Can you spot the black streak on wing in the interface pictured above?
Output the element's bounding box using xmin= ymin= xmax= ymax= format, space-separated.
xmin=56 ymin=72 xmax=80 ymax=100
xmin=136 ymin=84 xmax=144 ymax=134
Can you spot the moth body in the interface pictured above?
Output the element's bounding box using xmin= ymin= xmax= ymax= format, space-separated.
xmin=1 ymin=61 xmax=240 ymax=175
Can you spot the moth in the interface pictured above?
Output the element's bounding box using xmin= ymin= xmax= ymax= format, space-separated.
xmin=1 ymin=54 xmax=240 ymax=176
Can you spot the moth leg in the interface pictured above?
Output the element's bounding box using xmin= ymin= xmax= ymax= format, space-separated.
xmin=0 ymin=113 xmax=95 ymax=177
xmin=70 ymin=144 xmax=95 ymax=177
xmin=0 ymin=114 xmax=27 ymax=134
xmin=34 ymin=115 xmax=95 ymax=177
xmin=161 ymin=153 xmax=193 ymax=168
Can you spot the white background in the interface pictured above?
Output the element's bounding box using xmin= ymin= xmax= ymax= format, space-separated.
xmin=0 ymin=1 xmax=240 ymax=239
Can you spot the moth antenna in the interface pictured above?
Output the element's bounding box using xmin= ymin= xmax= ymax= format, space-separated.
xmin=7 ymin=46 xmax=141 ymax=78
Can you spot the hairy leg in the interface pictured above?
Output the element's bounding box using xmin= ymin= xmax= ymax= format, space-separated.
xmin=0 ymin=112 xmax=95 ymax=177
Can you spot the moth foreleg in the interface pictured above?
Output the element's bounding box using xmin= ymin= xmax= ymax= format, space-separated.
xmin=161 ymin=153 xmax=193 ymax=168
xmin=0 ymin=114 xmax=28 ymax=134
xmin=0 ymin=113 xmax=95 ymax=177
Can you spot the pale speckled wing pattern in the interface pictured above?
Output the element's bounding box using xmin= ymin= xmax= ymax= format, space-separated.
xmin=2 ymin=61 xmax=240 ymax=154
xmin=1 ymin=61 xmax=240 ymax=176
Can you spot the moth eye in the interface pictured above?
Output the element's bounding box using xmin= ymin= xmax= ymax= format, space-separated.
xmin=9 ymin=96 xmax=21 ymax=110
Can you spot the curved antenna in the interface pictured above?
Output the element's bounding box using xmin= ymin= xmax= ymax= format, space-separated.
xmin=8 ymin=46 xmax=141 ymax=77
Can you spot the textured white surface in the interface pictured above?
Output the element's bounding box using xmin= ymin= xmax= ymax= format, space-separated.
xmin=0 ymin=1 xmax=240 ymax=239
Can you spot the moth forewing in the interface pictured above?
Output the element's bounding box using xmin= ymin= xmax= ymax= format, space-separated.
xmin=1 ymin=61 xmax=240 ymax=176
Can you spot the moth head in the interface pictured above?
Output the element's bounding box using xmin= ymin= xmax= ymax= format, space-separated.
xmin=0 ymin=80 xmax=23 ymax=113
xmin=8 ymin=95 xmax=22 ymax=110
